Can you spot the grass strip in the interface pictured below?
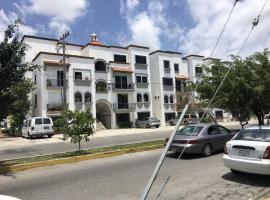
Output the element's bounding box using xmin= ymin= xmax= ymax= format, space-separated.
xmin=0 ymin=140 xmax=164 ymax=174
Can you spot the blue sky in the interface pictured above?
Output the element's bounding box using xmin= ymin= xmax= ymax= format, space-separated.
xmin=0 ymin=0 xmax=270 ymax=58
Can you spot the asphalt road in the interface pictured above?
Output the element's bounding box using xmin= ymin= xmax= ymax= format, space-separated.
xmin=0 ymin=124 xmax=241 ymax=161
xmin=0 ymin=149 xmax=269 ymax=200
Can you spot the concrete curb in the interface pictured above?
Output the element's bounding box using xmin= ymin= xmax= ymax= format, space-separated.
xmin=0 ymin=144 xmax=164 ymax=174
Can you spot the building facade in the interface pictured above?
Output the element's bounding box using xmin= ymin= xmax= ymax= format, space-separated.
xmin=22 ymin=33 xmax=228 ymax=128
xmin=149 ymin=50 xmax=189 ymax=126
xmin=22 ymin=34 xmax=153 ymax=129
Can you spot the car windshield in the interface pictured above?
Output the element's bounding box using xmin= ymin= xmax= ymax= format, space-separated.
xmin=177 ymin=125 xmax=203 ymax=136
xmin=235 ymin=128 xmax=270 ymax=142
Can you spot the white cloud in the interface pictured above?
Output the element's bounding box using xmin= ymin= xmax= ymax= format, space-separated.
xmin=120 ymin=0 xmax=183 ymax=50
xmin=181 ymin=0 xmax=270 ymax=58
xmin=0 ymin=9 xmax=37 ymax=42
xmin=16 ymin=0 xmax=89 ymax=36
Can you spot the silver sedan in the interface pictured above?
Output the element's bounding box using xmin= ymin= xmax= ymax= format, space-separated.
xmin=166 ymin=123 xmax=236 ymax=157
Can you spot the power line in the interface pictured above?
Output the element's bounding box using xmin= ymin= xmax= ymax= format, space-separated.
xmin=152 ymin=0 xmax=269 ymax=200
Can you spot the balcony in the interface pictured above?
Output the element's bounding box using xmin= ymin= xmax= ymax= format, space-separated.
xmin=47 ymin=103 xmax=65 ymax=116
xmin=164 ymin=103 xmax=176 ymax=110
xmin=164 ymin=68 xmax=171 ymax=74
xmin=74 ymin=79 xmax=91 ymax=87
xmin=136 ymin=102 xmax=150 ymax=109
xmin=136 ymin=83 xmax=148 ymax=88
xmin=135 ymin=63 xmax=147 ymax=70
xmin=75 ymin=102 xmax=92 ymax=111
xmin=113 ymin=103 xmax=136 ymax=113
xmin=46 ymin=79 xmax=68 ymax=89
xmin=163 ymin=85 xmax=174 ymax=91
xmin=112 ymin=83 xmax=135 ymax=92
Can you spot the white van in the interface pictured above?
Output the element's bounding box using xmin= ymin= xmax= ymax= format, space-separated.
xmin=22 ymin=117 xmax=54 ymax=139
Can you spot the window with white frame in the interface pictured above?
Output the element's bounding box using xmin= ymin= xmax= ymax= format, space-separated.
xmin=136 ymin=74 xmax=148 ymax=84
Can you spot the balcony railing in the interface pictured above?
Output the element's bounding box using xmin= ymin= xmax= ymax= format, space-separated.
xmin=47 ymin=79 xmax=68 ymax=89
xmin=164 ymin=68 xmax=171 ymax=74
xmin=75 ymin=102 xmax=92 ymax=111
xmin=112 ymin=83 xmax=135 ymax=91
xmin=135 ymin=63 xmax=147 ymax=69
xmin=47 ymin=103 xmax=65 ymax=116
xmin=74 ymin=79 xmax=91 ymax=86
xmin=136 ymin=83 xmax=148 ymax=88
xmin=113 ymin=103 xmax=136 ymax=113
xmin=163 ymin=85 xmax=174 ymax=91
xmin=136 ymin=102 xmax=150 ymax=109
xmin=164 ymin=103 xmax=176 ymax=110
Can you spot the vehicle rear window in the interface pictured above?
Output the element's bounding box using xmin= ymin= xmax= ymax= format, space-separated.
xmin=190 ymin=115 xmax=198 ymax=118
xmin=43 ymin=118 xmax=51 ymax=124
xmin=35 ymin=118 xmax=43 ymax=125
xmin=177 ymin=126 xmax=203 ymax=136
xmin=235 ymin=129 xmax=270 ymax=142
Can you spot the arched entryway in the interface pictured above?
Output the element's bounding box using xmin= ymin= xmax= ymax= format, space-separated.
xmin=96 ymin=100 xmax=112 ymax=129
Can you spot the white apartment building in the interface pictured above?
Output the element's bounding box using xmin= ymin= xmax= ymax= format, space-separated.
xmin=22 ymin=34 xmax=153 ymax=129
xmin=149 ymin=50 xmax=189 ymax=126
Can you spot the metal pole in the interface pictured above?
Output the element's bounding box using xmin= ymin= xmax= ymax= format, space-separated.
xmin=62 ymin=41 xmax=67 ymax=109
xmin=140 ymin=103 xmax=190 ymax=200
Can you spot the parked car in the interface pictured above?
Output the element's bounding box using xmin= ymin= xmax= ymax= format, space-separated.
xmin=136 ymin=117 xmax=160 ymax=128
xmin=0 ymin=195 xmax=22 ymax=200
xmin=22 ymin=117 xmax=54 ymax=139
xmin=223 ymin=126 xmax=270 ymax=175
xmin=169 ymin=114 xmax=199 ymax=126
xmin=166 ymin=123 xmax=236 ymax=156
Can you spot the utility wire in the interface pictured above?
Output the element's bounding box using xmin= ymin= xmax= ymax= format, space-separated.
xmin=141 ymin=1 xmax=241 ymax=199
xmin=209 ymin=0 xmax=239 ymax=59
xmin=154 ymin=0 xmax=269 ymax=200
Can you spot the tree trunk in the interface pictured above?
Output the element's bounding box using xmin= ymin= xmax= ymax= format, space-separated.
xmin=254 ymin=112 xmax=264 ymax=125
xmin=78 ymin=141 xmax=81 ymax=151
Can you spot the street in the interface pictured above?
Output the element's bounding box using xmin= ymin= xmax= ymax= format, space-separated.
xmin=0 ymin=149 xmax=269 ymax=200
xmin=0 ymin=123 xmax=242 ymax=161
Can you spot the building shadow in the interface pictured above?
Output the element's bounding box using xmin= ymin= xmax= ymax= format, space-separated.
xmin=222 ymin=172 xmax=270 ymax=187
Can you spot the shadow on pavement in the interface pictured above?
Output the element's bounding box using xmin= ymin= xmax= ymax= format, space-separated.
xmin=166 ymin=150 xmax=223 ymax=160
xmin=222 ymin=172 xmax=270 ymax=187
xmin=0 ymin=161 xmax=16 ymax=178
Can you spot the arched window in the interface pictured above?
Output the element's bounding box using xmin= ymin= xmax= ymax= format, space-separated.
xmin=95 ymin=60 xmax=106 ymax=71
xmin=144 ymin=93 xmax=149 ymax=102
xmin=85 ymin=92 xmax=91 ymax=102
xmin=96 ymin=80 xmax=107 ymax=92
xmin=164 ymin=95 xmax=168 ymax=103
xmin=170 ymin=95 xmax=174 ymax=103
xmin=137 ymin=93 xmax=142 ymax=102
xmin=75 ymin=92 xmax=82 ymax=103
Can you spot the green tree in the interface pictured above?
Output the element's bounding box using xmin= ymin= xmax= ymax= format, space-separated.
xmin=0 ymin=19 xmax=37 ymax=130
xmin=197 ymin=49 xmax=270 ymax=125
xmin=57 ymin=110 xmax=95 ymax=151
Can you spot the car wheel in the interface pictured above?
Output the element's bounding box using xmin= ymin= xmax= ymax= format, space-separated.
xmin=169 ymin=121 xmax=173 ymax=126
xmin=184 ymin=121 xmax=188 ymax=126
xmin=156 ymin=125 xmax=159 ymax=128
xmin=48 ymin=134 xmax=52 ymax=138
xmin=146 ymin=124 xmax=150 ymax=128
xmin=201 ymin=144 xmax=212 ymax=157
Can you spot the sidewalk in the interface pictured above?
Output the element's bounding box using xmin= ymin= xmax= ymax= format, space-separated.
xmin=0 ymin=121 xmax=243 ymax=151
xmin=0 ymin=126 xmax=175 ymax=151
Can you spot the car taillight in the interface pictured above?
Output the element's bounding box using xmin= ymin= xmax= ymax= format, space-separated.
xmin=263 ymin=146 xmax=270 ymax=159
xmin=224 ymin=145 xmax=228 ymax=154
xmin=31 ymin=127 xmax=34 ymax=130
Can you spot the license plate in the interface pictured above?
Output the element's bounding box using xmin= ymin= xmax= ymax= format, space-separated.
xmin=44 ymin=126 xmax=49 ymax=130
xmin=239 ymin=149 xmax=250 ymax=157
